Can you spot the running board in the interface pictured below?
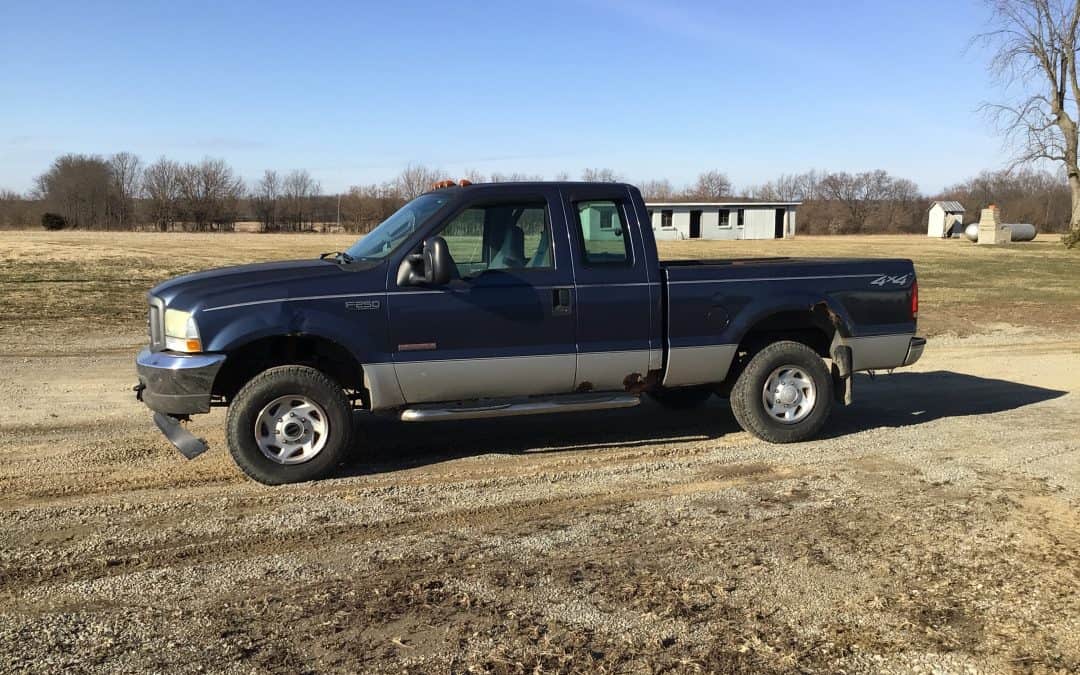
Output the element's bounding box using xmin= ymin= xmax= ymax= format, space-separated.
xmin=400 ymin=393 xmax=640 ymax=422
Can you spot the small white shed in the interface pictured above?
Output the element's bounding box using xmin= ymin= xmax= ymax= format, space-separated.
xmin=928 ymin=201 xmax=965 ymax=238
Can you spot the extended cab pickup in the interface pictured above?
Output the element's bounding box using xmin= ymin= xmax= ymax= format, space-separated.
xmin=135 ymin=182 xmax=925 ymax=484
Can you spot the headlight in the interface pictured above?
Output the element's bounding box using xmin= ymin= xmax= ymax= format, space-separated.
xmin=163 ymin=309 xmax=202 ymax=352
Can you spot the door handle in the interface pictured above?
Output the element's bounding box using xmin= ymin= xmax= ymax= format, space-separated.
xmin=552 ymin=287 xmax=572 ymax=315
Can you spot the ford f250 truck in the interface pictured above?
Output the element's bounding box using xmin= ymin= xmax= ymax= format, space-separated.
xmin=135 ymin=181 xmax=924 ymax=484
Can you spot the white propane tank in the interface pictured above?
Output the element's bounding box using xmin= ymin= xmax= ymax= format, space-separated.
xmin=964 ymin=223 xmax=980 ymax=242
xmin=1007 ymin=223 xmax=1037 ymax=241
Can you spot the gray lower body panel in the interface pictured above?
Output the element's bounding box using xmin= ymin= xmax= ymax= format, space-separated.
xmin=662 ymin=344 xmax=738 ymax=387
xmin=393 ymin=353 xmax=576 ymax=404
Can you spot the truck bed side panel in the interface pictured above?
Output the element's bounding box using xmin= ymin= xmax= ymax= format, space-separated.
xmin=662 ymin=258 xmax=917 ymax=386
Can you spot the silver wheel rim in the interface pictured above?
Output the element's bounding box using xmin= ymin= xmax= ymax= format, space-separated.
xmin=254 ymin=395 xmax=329 ymax=464
xmin=761 ymin=365 xmax=817 ymax=424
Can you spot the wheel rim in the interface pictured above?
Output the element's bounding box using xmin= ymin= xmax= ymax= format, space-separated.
xmin=254 ymin=395 xmax=329 ymax=464
xmin=761 ymin=365 xmax=817 ymax=424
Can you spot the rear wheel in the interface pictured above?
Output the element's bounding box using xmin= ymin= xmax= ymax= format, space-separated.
xmin=226 ymin=365 xmax=353 ymax=485
xmin=729 ymin=340 xmax=833 ymax=443
xmin=648 ymin=385 xmax=714 ymax=410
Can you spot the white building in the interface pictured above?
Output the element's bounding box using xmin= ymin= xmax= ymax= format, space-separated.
xmin=927 ymin=201 xmax=965 ymax=238
xmin=645 ymin=201 xmax=800 ymax=240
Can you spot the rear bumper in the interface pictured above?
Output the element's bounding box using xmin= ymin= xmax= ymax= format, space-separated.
xmin=135 ymin=348 xmax=226 ymax=415
xmin=903 ymin=336 xmax=926 ymax=367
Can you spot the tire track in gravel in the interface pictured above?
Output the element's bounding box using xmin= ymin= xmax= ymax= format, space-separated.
xmin=0 ymin=463 xmax=798 ymax=599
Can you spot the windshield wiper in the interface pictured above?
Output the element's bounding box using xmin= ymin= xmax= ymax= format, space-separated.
xmin=320 ymin=251 xmax=355 ymax=264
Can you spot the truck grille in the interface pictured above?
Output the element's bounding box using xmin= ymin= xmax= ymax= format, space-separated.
xmin=147 ymin=296 xmax=165 ymax=351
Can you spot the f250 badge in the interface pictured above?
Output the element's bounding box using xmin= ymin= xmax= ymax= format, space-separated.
xmin=345 ymin=300 xmax=381 ymax=311
xmin=870 ymin=274 xmax=910 ymax=287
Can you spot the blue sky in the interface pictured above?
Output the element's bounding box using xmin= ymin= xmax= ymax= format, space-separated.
xmin=1 ymin=0 xmax=1006 ymax=194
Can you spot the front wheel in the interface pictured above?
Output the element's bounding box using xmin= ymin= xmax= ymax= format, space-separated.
xmin=729 ymin=341 xmax=833 ymax=443
xmin=226 ymin=365 xmax=353 ymax=485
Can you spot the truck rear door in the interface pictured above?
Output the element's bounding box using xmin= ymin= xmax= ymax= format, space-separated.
xmin=562 ymin=185 xmax=661 ymax=391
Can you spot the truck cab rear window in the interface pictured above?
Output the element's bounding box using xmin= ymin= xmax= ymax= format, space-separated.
xmin=576 ymin=201 xmax=631 ymax=265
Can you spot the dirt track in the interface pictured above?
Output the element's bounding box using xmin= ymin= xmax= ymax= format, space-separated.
xmin=1 ymin=327 xmax=1078 ymax=673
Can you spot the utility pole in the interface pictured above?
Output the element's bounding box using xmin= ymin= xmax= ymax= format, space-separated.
xmin=336 ymin=193 xmax=341 ymax=229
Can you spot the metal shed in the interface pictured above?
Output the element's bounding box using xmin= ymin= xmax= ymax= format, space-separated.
xmin=927 ymin=201 xmax=965 ymax=238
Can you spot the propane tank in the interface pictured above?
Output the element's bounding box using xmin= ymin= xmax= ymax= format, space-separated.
xmin=963 ymin=223 xmax=979 ymax=242
xmin=1007 ymin=223 xmax=1037 ymax=241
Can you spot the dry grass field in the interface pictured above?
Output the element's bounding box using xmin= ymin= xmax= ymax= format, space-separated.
xmin=1 ymin=231 xmax=1079 ymax=673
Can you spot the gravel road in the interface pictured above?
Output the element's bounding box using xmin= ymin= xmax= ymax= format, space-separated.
xmin=1 ymin=330 xmax=1078 ymax=673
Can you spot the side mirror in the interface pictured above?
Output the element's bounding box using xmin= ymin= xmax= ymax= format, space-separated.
xmin=396 ymin=236 xmax=452 ymax=287
xmin=423 ymin=236 xmax=452 ymax=285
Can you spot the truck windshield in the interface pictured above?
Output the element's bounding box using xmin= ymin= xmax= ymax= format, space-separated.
xmin=344 ymin=193 xmax=451 ymax=261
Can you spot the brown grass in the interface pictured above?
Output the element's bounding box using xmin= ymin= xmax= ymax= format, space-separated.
xmin=1 ymin=231 xmax=1076 ymax=345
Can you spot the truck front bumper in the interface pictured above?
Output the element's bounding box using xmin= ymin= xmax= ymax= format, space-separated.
xmin=135 ymin=348 xmax=226 ymax=415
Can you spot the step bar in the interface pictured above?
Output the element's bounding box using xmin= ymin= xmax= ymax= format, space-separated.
xmin=400 ymin=393 xmax=640 ymax=422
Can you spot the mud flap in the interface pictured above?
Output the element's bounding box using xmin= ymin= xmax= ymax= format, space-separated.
xmin=830 ymin=345 xmax=854 ymax=406
xmin=153 ymin=412 xmax=209 ymax=459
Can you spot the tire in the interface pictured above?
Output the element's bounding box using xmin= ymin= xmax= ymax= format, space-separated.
xmin=226 ymin=365 xmax=353 ymax=485
xmin=729 ymin=340 xmax=833 ymax=443
xmin=648 ymin=385 xmax=714 ymax=410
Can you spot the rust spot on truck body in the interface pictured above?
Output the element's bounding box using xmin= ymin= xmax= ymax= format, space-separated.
xmin=623 ymin=370 xmax=661 ymax=394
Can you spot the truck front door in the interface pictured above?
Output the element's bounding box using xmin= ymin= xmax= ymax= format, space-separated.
xmin=387 ymin=186 xmax=578 ymax=404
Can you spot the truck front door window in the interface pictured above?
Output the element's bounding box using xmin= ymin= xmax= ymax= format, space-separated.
xmin=576 ymin=201 xmax=631 ymax=265
xmin=437 ymin=203 xmax=552 ymax=278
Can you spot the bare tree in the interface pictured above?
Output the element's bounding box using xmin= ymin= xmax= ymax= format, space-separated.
xmin=396 ymin=163 xmax=442 ymax=199
xmin=252 ymin=170 xmax=282 ymax=231
xmin=34 ymin=154 xmax=113 ymax=229
xmin=281 ymin=169 xmax=321 ymax=231
xmin=143 ymin=157 xmax=182 ymax=231
xmin=980 ymin=0 xmax=1080 ymax=247
xmin=686 ymin=170 xmax=732 ymax=200
xmin=177 ymin=158 xmax=244 ymax=231
xmin=581 ymin=168 xmax=623 ymax=182
xmin=108 ymin=152 xmax=142 ymax=229
xmin=639 ymin=178 xmax=675 ymax=200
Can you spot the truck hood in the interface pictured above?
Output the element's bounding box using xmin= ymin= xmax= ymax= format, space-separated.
xmin=150 ymin=259 xmax=385 ymax=311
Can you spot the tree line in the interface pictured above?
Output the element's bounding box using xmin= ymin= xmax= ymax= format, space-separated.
xmin=0 ymin=153 xmax=1074 ymax=235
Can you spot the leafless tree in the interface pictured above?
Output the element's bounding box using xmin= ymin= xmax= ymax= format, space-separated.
xmin=685 ymin=170 xmax=732 ymax=200
xmin=177 ymin=158 xmax=244 ymax=231
xmin=281 ymin=169 xmax=321 ymax=231
xmin=639 ymin=178 xmax=675 ymax=200
xmin=396 ymin=163 xmax=442 ymax=199
xmin=341 ymin=182 xmax=406 ymax=233
xmin=489 ymin=171 xmax=544 ymax=182
xmin=108 ymin=152 xmax=142 ymax=229
xmin=252 ymin=170 xmax=282 ymax=231
xmin=143 ymin=157 xmax=182 ymax=231
xmin=581 ymin=168 xmax=623 ymax=182
xmin=980 ymin=0 xmax=1080 ymax=246
xmin=34 ymin=154 xmax=113 ymax=229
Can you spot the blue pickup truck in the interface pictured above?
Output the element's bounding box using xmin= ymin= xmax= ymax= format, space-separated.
xmin=136 ymin=181 xmax=924 ymax=484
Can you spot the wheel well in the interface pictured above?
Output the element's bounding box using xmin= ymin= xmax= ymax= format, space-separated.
xmin=212 ymin=335 xmax=365 ymax=404
xmin=735 ymin=310 xmax=836 ymax=359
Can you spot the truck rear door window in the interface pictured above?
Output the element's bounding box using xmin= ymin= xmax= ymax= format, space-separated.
xmin=576 ymin=200 xmax=631 ymax=265
xmin=437 ymin=202 xmax=553 ymax=277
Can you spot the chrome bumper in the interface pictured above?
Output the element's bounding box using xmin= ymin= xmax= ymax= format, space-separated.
xmin=135 ymin=348 xmax=226 ymax=415
xmin=903 ymin=337 xmax=926 ymax=366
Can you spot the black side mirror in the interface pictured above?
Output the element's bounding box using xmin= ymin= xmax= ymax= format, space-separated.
xmin=396 ymin=236 xmax=452 ymax=287
xmin=423 ymin=236 xmax=452 ymax=285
